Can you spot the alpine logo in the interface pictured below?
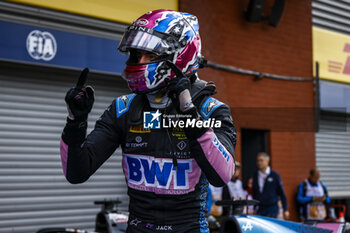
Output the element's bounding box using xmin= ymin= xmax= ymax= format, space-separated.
xmin=26 ymin=30 xmax=57 ymax=61
xmin=242 ymin=221 xmax=253 ymax=231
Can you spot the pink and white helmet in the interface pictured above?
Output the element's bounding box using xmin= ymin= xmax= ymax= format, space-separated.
xmin=118 ymin=9 xmax=202 ymax=93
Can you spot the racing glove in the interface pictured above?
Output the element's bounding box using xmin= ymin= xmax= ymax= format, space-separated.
xmin=65 ymin=86 xmax=95 ymax=122
xmin=167 ymin=77 xmax=194 ymax=113
xmin=167 ymin=77 xmax=207 ymax=139
xmin=165 ymin=60 xmax=195 ymax=113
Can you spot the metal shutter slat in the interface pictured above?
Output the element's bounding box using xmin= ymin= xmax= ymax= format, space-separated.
xmin=316 ymin=111 xmax=350 ymax=198
xmin=313 ymin=0 xmax=350 ymax=35
xmin=0 ymin=67 xmax=129 ymax=232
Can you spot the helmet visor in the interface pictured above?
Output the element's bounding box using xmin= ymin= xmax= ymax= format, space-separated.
xmin=118 ymin=26 xmax=179 ymax=55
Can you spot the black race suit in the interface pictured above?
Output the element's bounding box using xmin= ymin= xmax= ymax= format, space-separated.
xmin=60 ymin=79 xmax=236 ymax=232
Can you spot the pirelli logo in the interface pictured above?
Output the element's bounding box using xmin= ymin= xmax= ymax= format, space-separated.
xmin=129 ymin=125 xmax=151 ymax=133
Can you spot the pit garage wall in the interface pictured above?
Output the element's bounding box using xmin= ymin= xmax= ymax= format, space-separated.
xmin=0 ymin=1 xmax=131 ymax=232
xmin=180 ymin=0 xmax=314 ymax=221
xmin=0 ymin=63 xmax=130 ymax=233
xmin=312 ymin=0 xmax=350 ymax=213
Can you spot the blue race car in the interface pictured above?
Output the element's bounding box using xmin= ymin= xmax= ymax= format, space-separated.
xmin=37 ymin=199 xmax=349 ymax=233
xmin=213 ymin=200 xmax=350 ymax=233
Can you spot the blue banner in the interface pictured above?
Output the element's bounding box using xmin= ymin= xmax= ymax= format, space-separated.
xmin=0 ymin=20 xmax=127 ymax=74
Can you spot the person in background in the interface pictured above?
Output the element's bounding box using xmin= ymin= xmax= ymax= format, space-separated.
xmin=243 ymin=177 xmax=254 ymax=215
xmin=208 ymin=185 xmax=224 ymax=217
xmin=244 ymin=177 xmax=253 ymax=199
xmin=297 ymin=168 xmax=331 ymax=222
xmin=207 ymin=186 xmax=213 ymax=215
xmin=222 ymin=161 xmax=245 ymax=215
xmin=223 ymin=161 xmax=245 ymax=200
xmin=253 ymin=152 xmax=289 ymax=219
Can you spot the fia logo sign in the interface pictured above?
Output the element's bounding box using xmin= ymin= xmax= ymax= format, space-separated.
xmin=26 ymin=30 xmax=57 ymax=61
xmin=143 ymin=110 xmax=161 ymax=129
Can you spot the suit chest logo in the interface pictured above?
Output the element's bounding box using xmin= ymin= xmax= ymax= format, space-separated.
xmin=125 ymin=154 xmax=192 ymax=190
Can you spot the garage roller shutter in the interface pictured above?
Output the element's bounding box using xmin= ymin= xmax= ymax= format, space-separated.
xmin=312 ymin=0 xmax=350 ymax=35
xmin=316 ymin=111 xmax=350 ymax=198
xmin=0 ymin=63 xmax=130 ymax=233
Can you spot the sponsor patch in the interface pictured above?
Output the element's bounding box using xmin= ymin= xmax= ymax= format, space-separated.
xmin=212 ymin=135 xmax=230 ymax=162
xmin=116 ymin=94 xmax=136 ymax=118
xmin=200 ymin=97 xmax=224 ymax=120
xmin=134 ymin=18 xmax=149 ymax=26
xmin=122 ymin=154 xmax=201 ymax=195
xmin=125 ymin=136 xmax=148 ymax=148
xmin=129 ymin=124 xmax=151 ymax=133
xmin=177 ymin=141 xmax=187 ymax=151
xmin=171 ymin=127 xmax=187 ymax=140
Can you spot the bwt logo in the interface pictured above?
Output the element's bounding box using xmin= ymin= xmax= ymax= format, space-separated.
xmin=126 ymin=155 xmax=192 ymax=189
xmin=143 ymin=110 xmax=161 ymax=129
xmin=26 ymin=30 xmax=57 ymax=61
xmin=213 ymin=135 xmax=230 ymax=162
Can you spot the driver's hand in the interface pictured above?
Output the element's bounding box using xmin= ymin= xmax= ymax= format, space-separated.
xmin=167 ymin=77 xmax=194 ymax=113
xmin=65 ymin=86 xmax=94 ymax=121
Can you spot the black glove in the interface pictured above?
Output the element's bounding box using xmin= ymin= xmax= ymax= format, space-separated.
xmin=167 ymin=77 xmax=208 ymax=139
xmin=167 ymin=77 xmax=194 ymax=113
xmin=167 ymin=77 xmax=191 ymax=97
xmin=65 ymin=86 xmax=94 ymax=122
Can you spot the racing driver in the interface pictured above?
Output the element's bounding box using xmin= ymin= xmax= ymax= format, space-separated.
xmin=60 ymin=9 xmax=236 ymax=233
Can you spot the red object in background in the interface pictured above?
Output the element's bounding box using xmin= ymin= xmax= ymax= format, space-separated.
xmin=338 ymin=211 xmax=345 ymax=223
xmin=331 ymin=204 xmax=346 ymax=222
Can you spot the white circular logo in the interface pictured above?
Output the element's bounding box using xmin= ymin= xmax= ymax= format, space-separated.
xmin=134 ymin=18 xmax=149 ymax=26
xmin=26 ymin=30 xmax=57 ymax=61
xmin=135 ymin=136 xmax=142 ymax=143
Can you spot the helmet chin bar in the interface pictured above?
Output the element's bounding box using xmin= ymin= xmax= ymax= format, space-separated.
xmin=134 ymin=81 xmax=168 ymax=95
xmin=132 ymin=60 xmax=187 ymax=95
xmin=126 ymin=55 xmax=197 ymax=95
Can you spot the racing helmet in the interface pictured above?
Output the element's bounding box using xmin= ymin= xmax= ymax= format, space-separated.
xmin=118 ymin=9 xmax=202 ymax=93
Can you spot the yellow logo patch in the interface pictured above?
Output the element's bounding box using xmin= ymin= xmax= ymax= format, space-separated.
xmin=172 ymin=127 xmax=187 ymax=140
xmin=129 ymin=125 xmax=151 ymax=133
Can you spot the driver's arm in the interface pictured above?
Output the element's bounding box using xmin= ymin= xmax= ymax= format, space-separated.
xmin=60 ymin=100 xmax=121 ymax=184
xmin=185 ymin=103 xmax=236 ymax=187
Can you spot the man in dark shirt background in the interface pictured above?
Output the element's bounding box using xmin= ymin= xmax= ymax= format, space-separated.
xmin=253 ymin=152 xmax=289 ymax=219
